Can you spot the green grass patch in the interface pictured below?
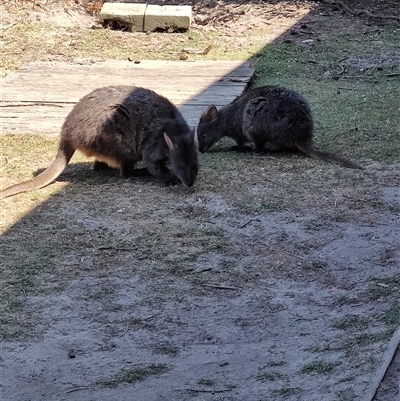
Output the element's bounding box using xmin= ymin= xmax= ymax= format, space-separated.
xmin=302 ymin=216 xmax=334 ymax=232
xmin=346 ymin=330 xmax=393 ymax=347
xmin=99 ymin=364 xmax=169 ymax=387
xmin=384 ymin=301 xmax=400 ymax=326
xmin=256 ymin=371 xmax=288 ymax=382
xmin=305 ymin=343 xmax=336 ymax=353
xmin=302 ymin=260 xmax=327 ymax=272
xmin=364 ymin=276 xmax=400 ymax=301
xmin=267 ymin=360 xmax=287 ymax=367
xmin=335 ymin=388 xmax=356 ymax=401
xmin=272 ymin=387 xmax=303 ymax=397
xmin=152 ymin=344 xmax=179 ymax=356
xmin=198 ymin=378 xmax=215 ymax=386
xmin=253 ymin=26 xmax=400 ymax=162
xmin=332 ymin=315 xmax=370 ymax=331
xmin=301 ymin=360 xmax=337 ymax=375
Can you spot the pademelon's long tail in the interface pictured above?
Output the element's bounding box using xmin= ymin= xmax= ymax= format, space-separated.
xmin=0 ymin=143 xmax=75 ymax=199
xmin=296 ymin=142 xmax=362 ymax=169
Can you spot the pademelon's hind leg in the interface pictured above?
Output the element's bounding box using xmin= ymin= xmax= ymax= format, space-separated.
xmin=264 ymin=141 xmax=285 ymax=151
xmin=229 ymin=134 xmax=252 ymax=153
xmin=93 ymin=160 xmax=111 ymax=171
xmin=243 ymin=127 xmax=266 ymax=154
xmin=120 ymin=159 xmax=138 ymax=178
xmin=253 ymin=140 xmax=266 ymax=154
xmin=91 ymin=155 xmax=136 ymax=177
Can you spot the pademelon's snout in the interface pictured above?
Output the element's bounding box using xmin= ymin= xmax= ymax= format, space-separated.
xmin=196 ymin=129 xmax=210 ymax=153
xmin=198 ymin=142 xmax=210 ymax=153
xmin=181 ymin=164 xmax=198 ymax=188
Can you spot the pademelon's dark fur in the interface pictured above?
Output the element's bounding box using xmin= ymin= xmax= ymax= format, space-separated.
xmin=1 ymin=86 xmax=199 ymax=198
xmin=197 ymin=85 xmax=362 ymax=169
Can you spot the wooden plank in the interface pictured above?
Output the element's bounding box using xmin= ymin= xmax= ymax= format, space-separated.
xmin=1 ymin=84 xmax=246 ymax=104
xmin=0 ymin=102 xmax=228 ymax=134
xmin=1 ymin=107 xmax=203 ymax=135
xmin=9 ymin=60 xmax=254 ymax=76
xmin=0 ymin=59 xmax=254 ymax=134
xmin=2 ymin=76 xmax=250 ymax=99
xmin=5 ymin=67 xmax=253 ymax=79
xmin=363 ymin=326 xmax=400 ymax=401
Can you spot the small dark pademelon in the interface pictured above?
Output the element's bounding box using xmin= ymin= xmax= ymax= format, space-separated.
xmin=197 ymin=85 xmax=361 ymax=169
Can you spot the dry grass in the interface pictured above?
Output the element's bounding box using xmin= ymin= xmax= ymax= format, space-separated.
xmin=0 ymin=0 xmax=291 ymax=77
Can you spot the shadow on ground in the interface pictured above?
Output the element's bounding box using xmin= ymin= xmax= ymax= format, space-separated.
xmin=1 ymin=2 xmax=400 ymax=400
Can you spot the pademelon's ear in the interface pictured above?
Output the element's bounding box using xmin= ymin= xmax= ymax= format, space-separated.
xmin=203 ymin=105 xmax=218 ymax=122
xmin=164 ymin=132 xmax=175 ymax=151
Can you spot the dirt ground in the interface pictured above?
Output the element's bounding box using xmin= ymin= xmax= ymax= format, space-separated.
xmin=1 ymin=1 xmax=400 ymax=401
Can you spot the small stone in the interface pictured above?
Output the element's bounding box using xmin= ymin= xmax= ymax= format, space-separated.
xmin=99 ymin=3 xmax=147 ymax=32
xmin=144 ymin=5 xmax=192 ymax=32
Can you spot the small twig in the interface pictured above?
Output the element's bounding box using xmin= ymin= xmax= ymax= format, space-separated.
xmin=337 ymin=56 xmax=349 ymax=63
xmin=189 ymin=24 xmax=212 ymax=40
xmin=204 ymin=284 xmax=239 ymax=290
xmin=298 ymin=29 xmax=316 ymax=35
xmin=98 ymin=246 xmax=131 ymax=251
xmin=118 ymin=324 xmax=130 ymax=337
xmin=228 ymin=78 xmax=251 ymax=83
xmin=192 ymin=268 xmax=212 ymax=274
xmin=29 ymin=362 xmax=36 ymax=381
xmin=339 ymin=75 xmax=374 ymax=79
xmin=337 ymin=87 xmax=358 ymax=90
xmin=239 ymin=218 xmax=260 ymax=229
xmin=240 ymin=219 xmax=253 ymax=228
xmin=376 ymin=283 xmax=389 ymax=288
xmin=336 ymin=64 xmax=345 ymax=75
xmin=339 ymin=73 xmax=400 ymax=79
xmin=1 ymin=102 xmax=64 ymax=108
xmin=187 ymin=387 xmax=234 ymax=394
xmin=203 ymin=45 xmax=212 ymax=55
xmin=30 ymin=0 xmax=44 ymax=10
xmin=383 ymin=72 xmax=400 ymax=77
xmin=65 ymin=386 xmax=92 ymax=394
xmin=182 ymin=48 xmax=206 ymax=54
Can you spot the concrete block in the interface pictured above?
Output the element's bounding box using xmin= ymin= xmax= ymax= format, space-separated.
xmin=99 ymin=3 xmax=147 ymax=32
xmin=144 ymin=5 xmax=192 ymax=32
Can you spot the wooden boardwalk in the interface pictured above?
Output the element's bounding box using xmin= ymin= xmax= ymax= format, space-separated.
xmin=1 ymin=60 xmax=254 ymax=135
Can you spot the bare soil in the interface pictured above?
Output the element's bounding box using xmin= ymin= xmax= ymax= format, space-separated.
xmin=1 ymin=1 xmax=399 ymax=401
